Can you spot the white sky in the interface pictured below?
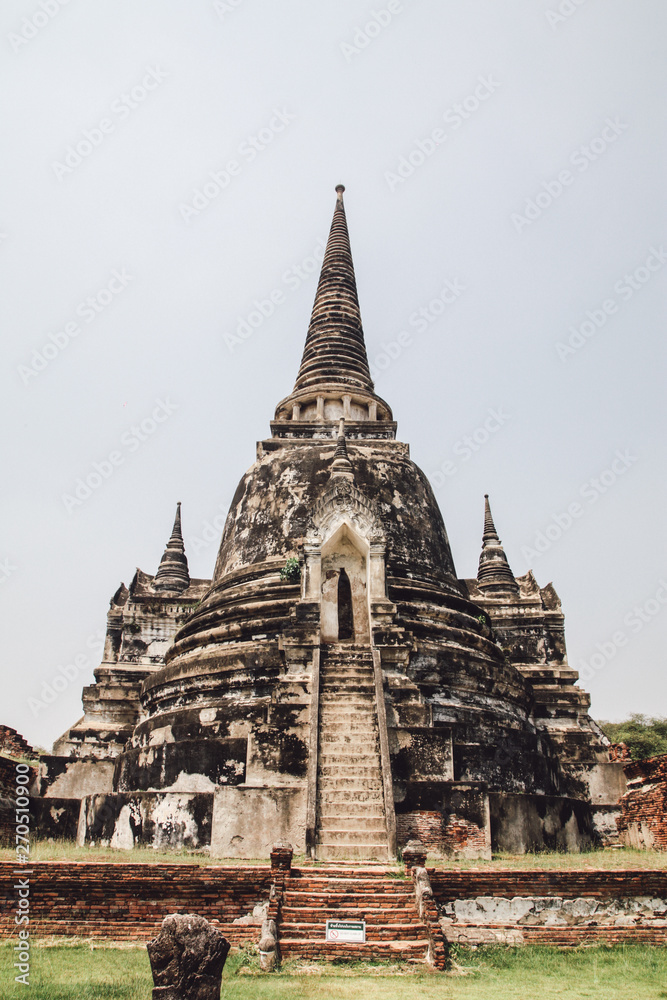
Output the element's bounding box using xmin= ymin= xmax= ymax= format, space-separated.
xmin=1 ymin=0 xmax=665 ymax=750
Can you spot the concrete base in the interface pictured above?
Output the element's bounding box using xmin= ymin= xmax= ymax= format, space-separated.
xmin=489 ymin=793 xmax=595 ymax=853
xmin=211 ymin=786 xmax=306 ymax=859
xmin=36 ymin=756 xmax=115 ymax=799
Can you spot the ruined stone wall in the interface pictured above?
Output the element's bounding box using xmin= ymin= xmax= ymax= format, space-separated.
xmin=617 ymin=755 xmax=667 ymax=850
xmin=0 ymin=727 xmax=34 ymax=759
xmin=54 ymin=571 xmax=210 ymax=760
xmin=0 ymin=757 xmax=37 ymax=845
xmin=430 ymin=869 xmax=667 ymax=946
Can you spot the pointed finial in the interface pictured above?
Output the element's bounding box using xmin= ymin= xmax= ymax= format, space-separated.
xmin=477 ymin=494 xmax=518 ymax=595
xmin=292 ymin=186 xmax=373 ymax=394
xmin=153 ymin=503 xmax=190 ymax=594
xmin=483 ymin=494 xmax=500 ymax=544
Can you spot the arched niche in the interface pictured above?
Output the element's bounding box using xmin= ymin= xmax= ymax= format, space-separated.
xmin=319 ymin=521 xmax=370 ymax=644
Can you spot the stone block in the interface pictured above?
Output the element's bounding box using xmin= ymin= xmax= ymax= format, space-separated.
xmin=211 ymin=786 xmax=306 ymax=859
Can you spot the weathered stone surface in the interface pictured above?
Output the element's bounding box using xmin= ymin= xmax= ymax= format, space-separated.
xmin=36 ymin=757 xmax=115 ymax=799
xmin=147 ymin=913 xmax=229 ymax=1000
xmin=78 ymin=792 xmax=213 ymax=850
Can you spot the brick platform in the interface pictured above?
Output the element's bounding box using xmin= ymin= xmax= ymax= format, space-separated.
xmin=0 ymin=863 xmax=665 ymax=961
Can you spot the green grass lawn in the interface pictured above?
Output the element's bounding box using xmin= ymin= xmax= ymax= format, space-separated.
xmin=1 ymin=943 xmax=666 ymax=1000
xmin=1 ymin=840 xmax=665 ymax=869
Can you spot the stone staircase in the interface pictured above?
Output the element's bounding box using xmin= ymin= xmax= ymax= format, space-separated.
xmin=279 ymin=869 xmax=434 ymax=963
xmin=316 ymin=643 xmax=389 ymax=861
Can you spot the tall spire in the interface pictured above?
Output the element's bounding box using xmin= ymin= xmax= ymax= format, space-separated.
xmin=293 ymin=185 xmax=373 ymax=394
xmin=477 ymin=495 xmax=519 ymax=595
xmin=153 ymin=503 xmax=190 ymax=594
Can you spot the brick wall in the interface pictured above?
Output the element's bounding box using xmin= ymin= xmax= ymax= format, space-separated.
xmin=1 ymin=863 xmax=665 ymax=952
xmin=0 ymin=727 xmax=34 ymax=759
xmin=397 ymin=810 xmax=489 ymax=859
xmin=0 ymin=863 xmax=274 ymax=944
xmin=429 ymin=869 xmax=667 ymax=947
xmin=617 ymin=755 xmax=667 ymax=851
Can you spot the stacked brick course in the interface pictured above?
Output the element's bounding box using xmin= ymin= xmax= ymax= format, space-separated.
xmin=0 ymin=864 xmax=273 ymax=945
xmin=0 ymin=727 xmax=34 ymax=760
xmin=278 ymin=868 xmax=439 ymax=964
xmin=617 ymin=754 xmax=667 ymax=851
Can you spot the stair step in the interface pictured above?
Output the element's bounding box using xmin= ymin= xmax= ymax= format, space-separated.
xmin=279 ymin=942 xmax=429 ymax=961
xmin=282 ymin=898 xmax=414 ymax=910
xmin=280 ymin=924 xmax=424 ymax=941
xmin=317 ymin=775 xmax=383 ymax=790
xmin=283 ymin=892 xmax=413 ymax=904
xmin=320 ymin=732 xmax=377 ymax=744
xmin=317 ymin=823 xmax=388 ymax=837
xmin=318 ymin=749 xmax=381 ymax=760
xmin=321 ymin=673 xmax=374 ymax=679
xmin=320 ymin=719 xmax=377 ymax=741
xmin=316 ymin=844 xmax=390 ymax=860
xmin=320 ymin=694 xmax=374 ymax=703
xmin=318 ymin=800 xmax=384 ymax=822
xmin=318 ymin=709 xmax=376 ymax=719
xmin=318 ymin=764 xmax=382 ymax=778
xmin=315 ymin=825 xmax=388 ymax=842
xmin=318 ymin=791 xmax=384 ymax=805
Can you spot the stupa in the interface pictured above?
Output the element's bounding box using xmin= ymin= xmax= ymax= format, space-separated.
xmin=37 ymin=187 xmax=625 ymax=859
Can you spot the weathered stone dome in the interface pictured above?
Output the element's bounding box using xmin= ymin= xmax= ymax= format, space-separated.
xmin=213 ymin=440 xmax=460 ymax=592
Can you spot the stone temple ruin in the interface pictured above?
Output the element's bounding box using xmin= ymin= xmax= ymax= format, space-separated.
xmin=35 ymin=185 xmax=626 ymax=860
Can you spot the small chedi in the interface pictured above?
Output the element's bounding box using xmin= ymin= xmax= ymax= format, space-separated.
xmin=35 ymin=186 xmax=626 ymax=860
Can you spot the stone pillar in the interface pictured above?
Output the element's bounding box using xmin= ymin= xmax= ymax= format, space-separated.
xmin=270 ymin=840 xmax=293 ymax=872
xmin=147 ymin=913 xmax=230 ymax=1000
xmin=369 ymin=540 xmax=387 ymax=602
xmin=368 ymin=401 xmax=377 ymax=420
xmin=302 ymin=544 xmax=322 ymax=600
xmin=403 ymin=839 xmax=428 ymax=871
xmin=316 ymin=395 xmax=324 ymax=420
xmin=342 ymin=394 xmax=352 ymax=419
xmin=292 ymin=403 xmax=301 ymax=420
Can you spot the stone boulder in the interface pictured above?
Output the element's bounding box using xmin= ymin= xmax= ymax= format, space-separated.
xmin=147 ymin=913 xmax=230 ymax=1000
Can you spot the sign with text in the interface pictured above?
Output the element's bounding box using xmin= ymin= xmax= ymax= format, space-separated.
xmin=325 ymin=919 xmax=366 ymax=943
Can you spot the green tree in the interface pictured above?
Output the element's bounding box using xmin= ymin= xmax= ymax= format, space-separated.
xmin=597 ymin=714 xmax=667 ymax=761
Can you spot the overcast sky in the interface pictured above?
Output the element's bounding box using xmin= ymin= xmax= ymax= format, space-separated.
xmin=2 ymin=0 xmax=665 ymax=750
